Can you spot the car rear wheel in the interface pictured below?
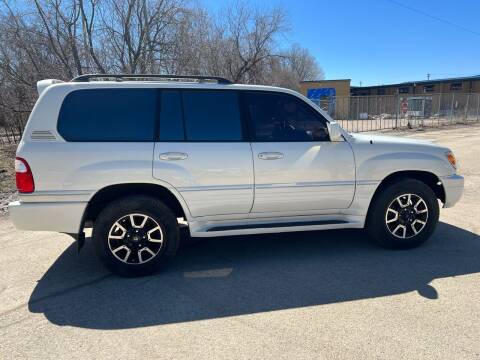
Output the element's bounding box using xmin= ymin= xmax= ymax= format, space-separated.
xmin=366 ymin=178 xmax=439 ymax=249
xmin=92 ymin=195 xmax=179 ymax=276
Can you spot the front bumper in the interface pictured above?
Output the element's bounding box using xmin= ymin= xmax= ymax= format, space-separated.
xmin=440 ymin=174 xmax=464 ymax=208
xmin=8 ymin=200 xmax=86 ymax=233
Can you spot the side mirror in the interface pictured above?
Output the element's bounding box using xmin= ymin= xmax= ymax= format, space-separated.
xmin=327 ymin=122 xmax=345 ymax=142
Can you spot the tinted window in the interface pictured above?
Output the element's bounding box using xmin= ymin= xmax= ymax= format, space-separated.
xmin=58 ymin=89 xmax=156 ymax=141
xmin=159 ymin=90 xmax=184 ymax=141
xmin=245 ymin=92 xmax=329 ymax=142
xmin=182 ymin=90 xmax=242 ymax=141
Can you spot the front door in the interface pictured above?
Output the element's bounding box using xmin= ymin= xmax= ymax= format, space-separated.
xmin=244 ymin=90 xmax=355 ymax=214
xmin=153 ymin=89 xmax=254 ymax=217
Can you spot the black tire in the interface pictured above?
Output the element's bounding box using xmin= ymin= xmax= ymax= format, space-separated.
xmin=366 ymin=178 xmax=439 ymax=249
xmin=92 ymin=195 xmax=179 ymax=276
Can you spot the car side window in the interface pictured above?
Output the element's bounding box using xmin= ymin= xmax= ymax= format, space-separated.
xmin=159 ymin=90 xmax=184 ymax=141
xmin=244 ymin=91 xmax=330 ymax=142
xmin=58 ymin=88 xmax=156 ymax=142
xmin=159 ymin=90 xmax=243 ymax=142
xmin=182 ymin=90 xmax=242 ymax=141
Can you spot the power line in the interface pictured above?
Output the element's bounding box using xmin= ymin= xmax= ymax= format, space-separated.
xmin=385 ymin=0 xmax=480 ymax=36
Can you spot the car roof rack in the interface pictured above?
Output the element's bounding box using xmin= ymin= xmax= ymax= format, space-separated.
xmin=70 ymin=74 xmax=233 ymax=84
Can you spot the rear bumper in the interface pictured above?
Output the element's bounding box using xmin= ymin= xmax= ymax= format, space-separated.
xmin=440 ymin=174 xmax=464 ymax=208
xmin=8 ymin=200 xmax=86 ymax=233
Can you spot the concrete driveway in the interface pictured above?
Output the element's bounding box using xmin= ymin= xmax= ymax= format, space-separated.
xmin=1 ymin=124 xmax=479 ymax=359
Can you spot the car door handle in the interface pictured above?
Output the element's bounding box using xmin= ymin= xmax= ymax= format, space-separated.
xmin=258 ymin=152 xmax=284 ymax=160
xmin=159 ymin=152 xmax=188 ymax=161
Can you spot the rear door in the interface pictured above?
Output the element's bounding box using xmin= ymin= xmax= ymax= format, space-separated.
xmin=244 ymin=90 xmax=355 ymax=214
xmin=152 ymin=89 xmax=254 ymax=218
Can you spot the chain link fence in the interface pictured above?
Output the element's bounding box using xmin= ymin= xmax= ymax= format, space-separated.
xmin=314 ymin=93 xmax=480 ymax=132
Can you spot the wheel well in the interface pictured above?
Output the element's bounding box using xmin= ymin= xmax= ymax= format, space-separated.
xmin=369 ymin=170 xmax=446 ymax=208
xmin=84 ymin=183 xmax=187 ymax=226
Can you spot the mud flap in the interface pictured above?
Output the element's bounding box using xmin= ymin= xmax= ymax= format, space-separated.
xmin=65 ymin=232 xmax=85 ymax=253
xmin=77 ymin=231 xmax=85 ymax=253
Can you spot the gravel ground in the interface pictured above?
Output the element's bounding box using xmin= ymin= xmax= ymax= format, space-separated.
xmin=0 ymin=124 xmax=479 ymax=360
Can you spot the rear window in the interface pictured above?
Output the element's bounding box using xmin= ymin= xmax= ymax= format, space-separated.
xmin=159 ymin=90 xmax=243 ymax=141
xmin=58 ymin=89 xmax=156 ymax=142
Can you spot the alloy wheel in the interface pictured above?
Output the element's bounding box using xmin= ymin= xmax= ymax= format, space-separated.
xmin=385 ymin=193 xmax=429 ymax=239
xmin=108 ymin=213 xmax=164 ymax=264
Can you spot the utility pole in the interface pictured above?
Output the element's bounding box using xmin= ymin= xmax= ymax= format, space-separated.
xmin=427 ymin=73 xmax=431 ymax=80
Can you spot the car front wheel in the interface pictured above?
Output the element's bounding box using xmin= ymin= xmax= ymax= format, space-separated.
xmin=366 ymin=178 xmax=440 ymax=249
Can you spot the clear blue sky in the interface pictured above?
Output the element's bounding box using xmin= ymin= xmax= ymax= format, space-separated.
xmin=200 ymin=0 xmax=480 ymax=86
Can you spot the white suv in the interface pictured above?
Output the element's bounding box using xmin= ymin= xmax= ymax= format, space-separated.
xmin=9 ymin=74 xmax=464 ymax=276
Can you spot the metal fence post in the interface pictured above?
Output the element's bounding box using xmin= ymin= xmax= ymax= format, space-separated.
xmin=348 ymin=98 xmax=351 ymax=132
xmin=450 ymin=93 xmax=455 ymax=124
xmin=395 ymin=93 xmax=399 ymax=129
xmin=379 ymin=97 xmax=382 ymax=130
xmin=437 ymin=93 xmax=442 ymax=126
xmin=356 ymin=97 xmax=359 ymax=132
xmin=477 ymin=94 xmax=480 ymax=122
xmin=365 ymin=96 xmax=369 ymax=132
xmin=464 ymin=94 xmax=470 ymax=122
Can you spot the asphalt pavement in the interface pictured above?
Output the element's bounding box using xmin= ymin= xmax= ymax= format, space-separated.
xmin=1 ymin=124 xmax=479 ymax=359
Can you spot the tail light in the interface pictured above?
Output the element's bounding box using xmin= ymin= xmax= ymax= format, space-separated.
xmin=15 ymin=157 xmax=35 ymax=193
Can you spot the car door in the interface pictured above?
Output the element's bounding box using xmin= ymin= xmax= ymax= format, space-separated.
xmin=152 ymin=89 xmax=254 ymax=218
xmin=244 ymin=90 xmax=355 ymax=214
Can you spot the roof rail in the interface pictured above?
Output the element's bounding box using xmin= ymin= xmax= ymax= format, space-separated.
xmin=70 ymin=74 xmax=233 ymax=84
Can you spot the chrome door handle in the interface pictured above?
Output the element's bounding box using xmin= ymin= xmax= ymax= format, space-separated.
xmin=159 ymin=152 xmax=188 ymax=161
xmin=258 ymin=152 xmax=283 ymax=160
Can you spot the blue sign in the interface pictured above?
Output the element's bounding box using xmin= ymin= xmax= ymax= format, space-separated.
xmin=307 ymin=87 xmax=337 ymax=116
xmin=307 ymin=87 xmax=336 ymax=100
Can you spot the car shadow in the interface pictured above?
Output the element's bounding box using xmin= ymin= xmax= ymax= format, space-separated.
xmin=28 ymin=222 xmax=479 ymax=329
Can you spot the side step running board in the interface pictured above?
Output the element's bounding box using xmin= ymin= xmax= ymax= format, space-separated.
xmin=207 ymin=219 xmax=348 ymax=232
